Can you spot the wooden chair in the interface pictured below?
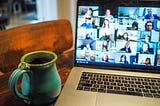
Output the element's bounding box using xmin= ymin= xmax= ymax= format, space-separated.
xmin=0 ymin=19 xmax=73 ymax=73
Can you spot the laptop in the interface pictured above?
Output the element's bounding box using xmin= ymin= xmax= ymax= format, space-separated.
xmin=55 ymin=0 xmax=160 ymax=106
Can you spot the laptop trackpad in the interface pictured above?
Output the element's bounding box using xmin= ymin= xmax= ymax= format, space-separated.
xmin=96 ymin=93 xmax=160 ymax=106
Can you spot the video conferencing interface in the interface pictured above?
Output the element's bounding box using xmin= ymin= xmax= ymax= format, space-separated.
xmin=75 ymin=6 xmax=160 ymax=68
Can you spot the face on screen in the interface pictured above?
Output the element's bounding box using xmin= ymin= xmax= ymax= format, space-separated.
xmin=76 ymin=6 xmax=160 ymax=67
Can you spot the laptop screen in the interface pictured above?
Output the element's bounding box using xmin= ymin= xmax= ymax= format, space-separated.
xmin=75 ymin=1 xmax=160 ymax=72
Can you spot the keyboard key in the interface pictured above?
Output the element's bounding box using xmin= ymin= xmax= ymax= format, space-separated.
xmin=153 ymin=94 xmax=160 ymax=98
xmin=98 ymin=88 xmax=106 ymax=93
xmin=81 ymin=76 xmax=89 ymax=80
xmin=93 ymin=84 xmax=99 ymax=88
xmin=84 ymin=86 xmax=90 ymax=91
xmin=150 ymin=89 xmax=157 ymax=94
xmin=121 ymin=87 xmax=127 ymax=91
xmin=142 ymin=82 xmax=148 ymax=85
xmin=107 ymin=86 xmax=113 ymax=90
xmin=149 ymin=82 xmax=155 ymax=86
xmin=142 ymin=89 xmax=149 ymax=93
xmin=114 ymin=86 xmax=120 ymax=90
xmin=109 ymin=79 xmax=114 ymax=82
xmin=131 ymin=84 xmax=137 ymax=88
xmin=115 ymin=79 xmax=121 ymax=83
xmin=81 ymin=83 xmax=92 ymax=87
xmin=100 ymin=85 xmax=106 ymax=89
xmin=91 ymin=80 xmax=96 ymax=84
xmin=145 ymin=85 xmax=151 ymax=89
xmin=117 ymin=83 xmax=123 ymax=86
xmin=122 ymin=80 xmax=128 ymax=83
xmin=138 ymin=85 xmax=144 ymax=88
xmin=129 ymin=81 xmax=135 ymax=84
xmin=152 ymin=86 xmax=159 ymax=89
xmin=104 ymin=81 xmax=109 ymax=85
xmin=77 ymin=86 xmax=83 ymax=90
xmin=91 ymin=87 xmax=97 ymax=92
xmin=128 ymin=88 xmax=135 ymax=92
xmin=97 ymin=81 xmax=103 ymax=84
xmin=150 ymin=79 xmax=157 ymax=82
xmin=80 ymin=80 xmax=90 ymax=84
xmin=135 ymin=88 xmax=142 ymax=92
xmin=124 ymin=83 xmax=130 ymax=87
xmin=110 ymin=82 xmax=116 ymax=86
xmin=144 ymin=93 xmax=153 ymax=97
xmin=135 ymin=81 xmax=141 ymax=84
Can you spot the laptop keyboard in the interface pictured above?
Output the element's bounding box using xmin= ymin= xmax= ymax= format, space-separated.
xmin=77 ymin=72 xmax=160 ymax=98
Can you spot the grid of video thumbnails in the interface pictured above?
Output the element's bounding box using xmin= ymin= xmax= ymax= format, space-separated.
xmin=76 ymin=6 xmax=160 ymax=66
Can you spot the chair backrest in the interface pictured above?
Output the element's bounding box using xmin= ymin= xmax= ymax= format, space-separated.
xmin=0 ymin=19 xmax=73 ymax=73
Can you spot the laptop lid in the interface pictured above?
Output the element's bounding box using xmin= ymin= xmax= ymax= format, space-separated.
xmin=74 ymin=0 xmax=160 ymax=73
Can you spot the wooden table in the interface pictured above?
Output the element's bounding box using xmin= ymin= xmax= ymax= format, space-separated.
xmin=0 ymin=49 xmax=74 ymax=106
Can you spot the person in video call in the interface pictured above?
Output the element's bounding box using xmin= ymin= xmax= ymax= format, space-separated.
xmin=92 ymin=19 xmax=98 ymax=28
xmin=145 ymin=21 xmax=153 ymax=31
xmin=99 ymin=31 xmax=110 ymax=42
xmin=120 ymin=38 xmax=131 ymax=53
xmin=81 ymin=8 xmax=93 ymax=28
xmin=145 ymin=35 xmax=154 ymax=48
xmin=102 ymin=40 xmax=109 ymax=51
xmin=137 ymin=35 xmax=153 ymax=54
xmin=144 ymin=57 xmax=151 ymax=66
xmin=102 ymin=53 xmax=109 ymax=62
xmin=85 ymin=8 xmax=93 ymax=19
xmin=140 ymin=43 xmax=152 ymax=54
xmin=120 ymin=55 xmax=129 ymax=64
xmin=145 ymin=35 xmax=151 ymax=43
xmin=104 ymin=9 xmax=114 ymax=23
xmin=132 ymin=21 xmax=138 ymax=30
xmin=83 ymin=43 xmax=91 ymax=60
xmin=117 ymin=32 xmax=129 ymax=40
xmin=145 ymin=8 xmax=160 ymax=21
xmin=85 ymin=33 xmax=93 ymax=40
xmin=102 ymin=19 xmax=110 ymax=28
xmin=81 ymin=17 xmax=92 ymax=28
xmin=156 ymin=55 xmax=160 ymax=66
xmin=146 ymin=35 xmax=155 ymax=53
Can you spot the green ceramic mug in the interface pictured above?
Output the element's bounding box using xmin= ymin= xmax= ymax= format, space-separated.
xmin=8 ymin=50 xmax=61 ymax=105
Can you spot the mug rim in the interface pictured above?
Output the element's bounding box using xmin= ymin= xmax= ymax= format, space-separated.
xmin=20 ymin=50 xmax=57 ymax=67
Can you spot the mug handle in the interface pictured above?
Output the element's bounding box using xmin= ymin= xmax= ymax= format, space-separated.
xmin=8 ymin=63 xmax=30 ymax=100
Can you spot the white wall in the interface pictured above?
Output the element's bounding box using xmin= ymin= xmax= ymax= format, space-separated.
xmin=36 ymin=0 xmax=77 ymax=39
xmin=58 ymin=0 xmax=77 ymax=35
xmin=37 ymin=0 xmax=77 ymax=32
xmin=70 ymin=0 xmax=77 ymax=36
xmin=36 ymin=0 xmax=58 ymax=21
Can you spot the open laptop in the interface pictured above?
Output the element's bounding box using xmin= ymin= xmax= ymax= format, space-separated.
xmin=55 ymin=0 xmax=160 ymax=106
